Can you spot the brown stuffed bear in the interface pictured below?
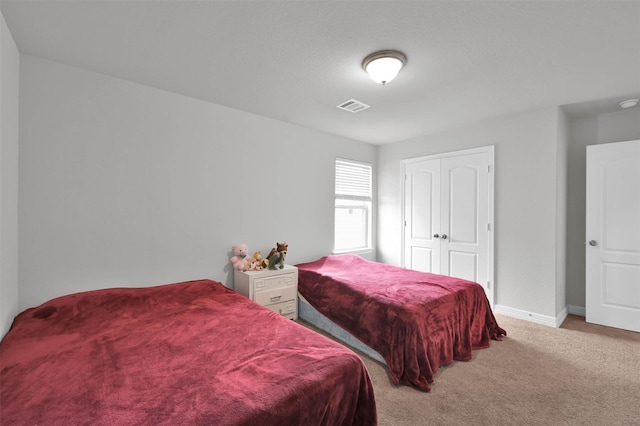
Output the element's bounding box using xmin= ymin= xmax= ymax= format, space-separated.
xmin=266 ymin=242 xmax=288 ymax=270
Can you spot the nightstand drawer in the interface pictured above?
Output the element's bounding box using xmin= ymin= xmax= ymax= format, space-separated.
xmin=254 ymin=274 xmax=296 ymax=293
xmin=265 ymin=299 xmax=297 ymax=319
xmin=254 ymin=286 xmax=296 ymax=306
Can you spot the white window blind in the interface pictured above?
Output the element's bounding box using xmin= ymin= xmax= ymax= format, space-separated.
xmin=335 ymin=159 xmax=372 ymax=200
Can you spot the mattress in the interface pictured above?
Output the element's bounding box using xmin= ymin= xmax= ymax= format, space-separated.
xmin=298 ymin=293 xmax=386 ymax=364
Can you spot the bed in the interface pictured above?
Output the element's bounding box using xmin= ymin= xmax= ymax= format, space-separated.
xmin=0 ymin=279 xmax=377 ymax=425
xmin=296 ymin=254 xmax=506 ymax=392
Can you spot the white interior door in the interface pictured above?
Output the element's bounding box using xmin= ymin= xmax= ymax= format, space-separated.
xmin=403 ymin=147 xmax=494 ymax=305
xmin=586 ymin=139 xmax=640 ymax=332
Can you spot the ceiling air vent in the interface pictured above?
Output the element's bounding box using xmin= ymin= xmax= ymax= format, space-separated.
xmin=337 ymin=99 xmax=370 ymax=113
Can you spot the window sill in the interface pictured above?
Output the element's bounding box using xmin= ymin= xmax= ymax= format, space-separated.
xmin=332 ymin=248 xmax=375 ymax=256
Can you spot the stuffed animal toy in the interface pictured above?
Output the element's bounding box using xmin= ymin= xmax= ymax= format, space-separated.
xmin=266 ymin=242 xmax=288 ymax=270
xmin=251 ymin=251 xmax=266 ymax=270
xmin=243 ymin=255 xmax=259 ymax=271
xmin=229 ymin=243 xmax=249 ymax=271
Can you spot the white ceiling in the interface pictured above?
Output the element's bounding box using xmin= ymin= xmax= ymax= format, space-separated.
xmin=2 ymin=0 xmax=639 ymax=145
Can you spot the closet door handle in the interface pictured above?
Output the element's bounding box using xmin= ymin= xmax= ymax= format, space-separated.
xmin=433 ymin=234 xmax=440 ymax=238
xmin=441 ymin=234 xmax=448 ymax=240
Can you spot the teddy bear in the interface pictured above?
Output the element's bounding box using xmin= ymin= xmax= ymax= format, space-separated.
xmin=266 ymin=242 xmax=288 ymax=270
xmin=229 ymin=243 xmax=249 ymax=271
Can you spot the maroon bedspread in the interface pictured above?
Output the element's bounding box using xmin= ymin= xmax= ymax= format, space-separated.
xmin=296 ymin=254 xmax=506 ymax=392
xmin=0 ymin=279 xmax=377 ymax=425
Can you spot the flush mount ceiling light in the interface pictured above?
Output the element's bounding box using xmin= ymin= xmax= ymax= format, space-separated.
xmin=619 ymin=99 xmax=639 ymax=109
xmin=362 ymin=50 xmax=407 ymax=85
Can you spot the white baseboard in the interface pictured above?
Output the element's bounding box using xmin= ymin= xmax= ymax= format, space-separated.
xmin=568 ymin=305 xmax=586 ymax=317
xmin=494 ymin=304 xmax=567 ymax=328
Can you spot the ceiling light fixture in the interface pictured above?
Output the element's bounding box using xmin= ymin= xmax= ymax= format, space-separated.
xmin=618 ymin=99 xmax=639 ymax=109
xmin=362 ymin=50 xmax=407 ymax=85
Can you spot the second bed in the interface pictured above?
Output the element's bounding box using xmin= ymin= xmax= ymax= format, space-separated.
xmin=296 ymin=254 xmax=506 ymax=392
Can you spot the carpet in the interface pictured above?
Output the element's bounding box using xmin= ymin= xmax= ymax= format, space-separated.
xmin=300 ymin=314 xmax=640 ymax=425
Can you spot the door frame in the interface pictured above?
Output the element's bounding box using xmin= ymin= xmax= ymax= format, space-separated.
xmin=401 ymin=145 xmax=495 ymax=306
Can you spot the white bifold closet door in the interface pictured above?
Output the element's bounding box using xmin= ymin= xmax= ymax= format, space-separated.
xmin=403 ymin=147 xmax=493 ymax=306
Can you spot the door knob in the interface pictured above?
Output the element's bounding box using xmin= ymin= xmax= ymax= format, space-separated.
xmin=441 ymin=234 xmax=448 ymax=240
xmin=589 ymin=240 xmax=598 ymax=246
xmin=433 ymin=234 xmax=440 ymax=238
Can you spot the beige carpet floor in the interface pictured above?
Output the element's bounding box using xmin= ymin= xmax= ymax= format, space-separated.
xmin=300 ymin=314 xmax=640 ymax=426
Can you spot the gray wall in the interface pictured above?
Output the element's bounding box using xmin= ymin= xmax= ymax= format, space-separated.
xmin=17 ymin=55 xmax=376 ymax=311
xmin=555 ymin=110 xmax=569 ymax=315
xmin=6 ymin=38 xmax=640 ymax=330
xmin=378 ymin=107 xmax=565 ymax=321
xmin=0 ymin=11 xmax=20 ymax=338
xmin=378 ymin=105 xmax=640 ymax=322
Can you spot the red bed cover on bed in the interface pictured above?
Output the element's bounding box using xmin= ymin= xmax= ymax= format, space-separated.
xmin=0 ymin=279 xmax=377 ymax=425
xmin=296 ymin=254 xmax=506 ymax=392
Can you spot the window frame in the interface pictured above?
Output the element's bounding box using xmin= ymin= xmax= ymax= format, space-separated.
xmin=334 ymin=158 xmax=373 ymax=253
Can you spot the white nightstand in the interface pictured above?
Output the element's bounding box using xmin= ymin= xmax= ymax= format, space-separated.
xmin=234 ymin=265 xmax=298 ymax=320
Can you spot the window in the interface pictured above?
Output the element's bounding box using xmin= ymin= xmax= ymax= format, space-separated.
xmin=334 ymin=158 xmax=372 ymax=252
